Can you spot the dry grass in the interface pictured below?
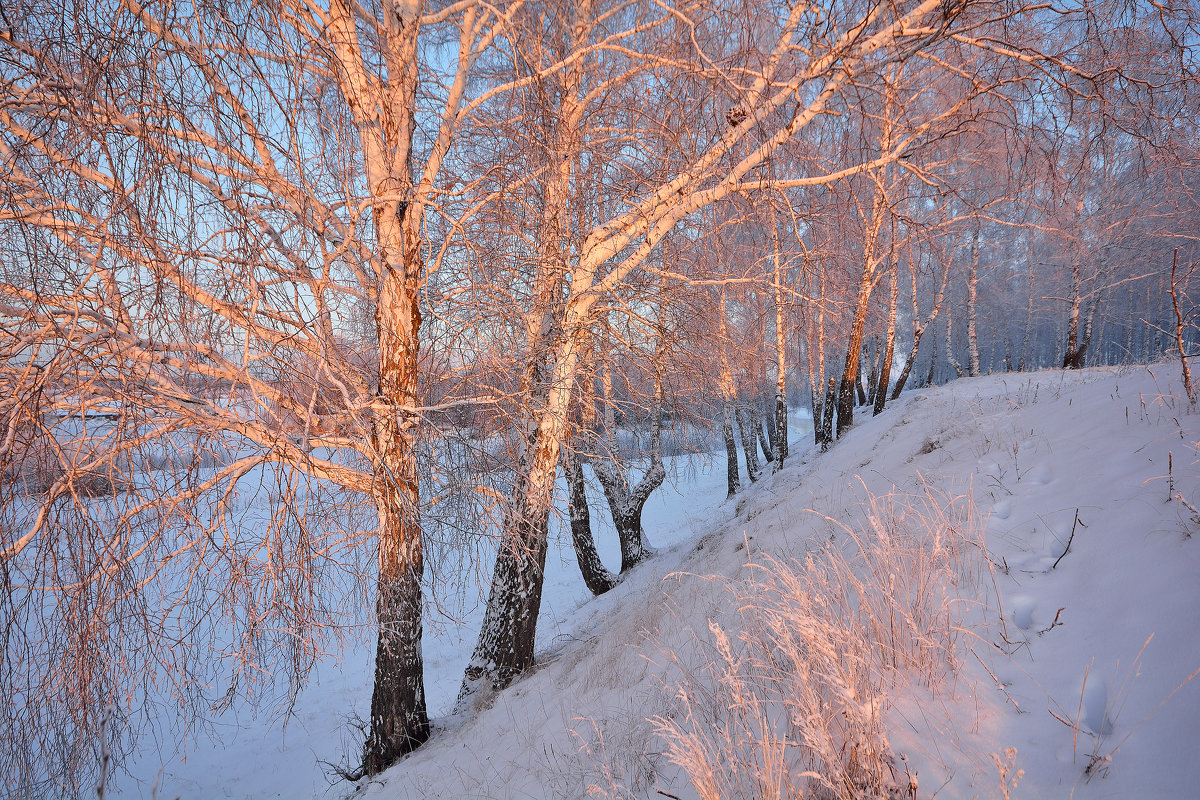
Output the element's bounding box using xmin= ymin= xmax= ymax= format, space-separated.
xmin=649 ymin=486 xmax=986 ymax=800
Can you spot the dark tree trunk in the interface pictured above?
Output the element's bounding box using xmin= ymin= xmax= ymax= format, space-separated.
xmin=594 ymin=378 xmax=665 ymax=573
xmin=946 ymin=309 xmax=965 ymax=378
xmin=837 ymin=374 xmax=856 ymax=439
xmin=459 ymin=500 xmax=550 ymax=702
xmin=925 ymin=323 xmax=938 ymax=388
xmin=821 ymin=376 xmax=837 ymax=449
xmin=363 ymin=496 xmax=429 ymax=773
xmin=564 ymin=448 xmax=616 ymax=595
xmin=774 ymin=392 xmax=788 ymax=467
xmin=1018 ymin=251 xmax=1035 ymax=372
xmin=866 ymin=336 xmax=881 ymax=408
xmin=723 ymin=403 xmax=740 ymax=497
xmin=811 ymin=391 xmax=825 ymax=450
xmin=737 ymin=406 xmax=761 ymax=482
xmin=757 ymin=411 xmax=774 ymax=463
xmin=891 ymin=324 xmax=922 ymax=401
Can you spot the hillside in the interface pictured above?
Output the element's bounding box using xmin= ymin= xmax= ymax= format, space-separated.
xmin=116 ymin=365 xmax=1200 ymax=799
xmin=363 ymin=364 xmax=1200 ymax=799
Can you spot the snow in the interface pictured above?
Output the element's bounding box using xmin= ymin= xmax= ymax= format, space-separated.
xmin=114 ymin=364 xmax=1200 ymax=799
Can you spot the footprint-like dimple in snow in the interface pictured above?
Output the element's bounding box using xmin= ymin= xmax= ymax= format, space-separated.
xmin=1010 ymin=594 xmax=1036 ymax=630
xmin=1026 ymin=464 xmax=1052 ymax=485
xmin=1022 ymin=554 xmax=1057 ymax=572
xmin=1081 ymin=676 xmax=1113 ymax=736
xmin=991 ymin=499 xmax=1012 ymax=520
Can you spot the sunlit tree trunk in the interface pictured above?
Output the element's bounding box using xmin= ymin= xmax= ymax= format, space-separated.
xmin=328 ymin=0 xmax=432 ymax=769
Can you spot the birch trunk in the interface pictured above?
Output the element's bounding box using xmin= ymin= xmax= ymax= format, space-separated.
xmin=328 ymin=0 xmax=433 ymax=770
xmin=821 ymin=377 xmax=837 ymax=451
xmin=772 ymin=218 xmax=789 ymax=467
xmin=874 ymin=267 xmax=898 ymax=415
xmin=837 ymin=265 xmax=875 ymax=435
xmin=593 ymin=371 xmax=664 ymax=573
xmin=459 ymin=332 xmax=579 ymax=701
xmin=1018 ymin=243 xmax=1036 ymax=372
xmin=757 ymin=412 xmax=775 ymax=464
xmin=946 ymin=307 xmax=965 ymax=378
xmin=1062 ymin=262 xmax=1083 ymax=368
xmin=718 ymin=287 xmax=741 ymax=496
xmin=723 ymin=404 xmax=741 ymax=497
xmin=564 ymin=446 xmax=617 ymax=595
xmin=967 ymin=229 xmax=981 ymax=377
xmin=737 ymin=406 xmax=762 ymax=483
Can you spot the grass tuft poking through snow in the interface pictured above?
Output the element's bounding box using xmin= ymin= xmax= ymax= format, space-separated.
xmin=650 ymin=487 xmax=985 ymax=800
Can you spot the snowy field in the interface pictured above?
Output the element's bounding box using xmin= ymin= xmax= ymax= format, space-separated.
xmin=115 ymin=364 xmax=1200 ymax=799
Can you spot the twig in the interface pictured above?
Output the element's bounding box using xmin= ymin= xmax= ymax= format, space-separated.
xmin=1051 ymin=509 xmax=1084 ymax=569
xmin=1176 ymin=492 xmax=1200 ymax=520
xmin=972 ymin=649 xmax=1024 ymax=713
xmin=1036 ymin=607 xmax=1065 ymax=636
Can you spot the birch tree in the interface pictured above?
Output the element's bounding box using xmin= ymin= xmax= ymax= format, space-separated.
xmin=458 ymin=0 xmax=1134 ymax=698
xmin=0 ymin=0 xmax=518 ymax=786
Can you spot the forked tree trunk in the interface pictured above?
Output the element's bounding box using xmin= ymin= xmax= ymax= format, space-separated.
xmin=1072 ymin=284 xmax=1105 ymax=369
xmin=564 ymin=447 xmax=617 ymax=595
xmin=593 ymin=367 xmax=663 ymax=573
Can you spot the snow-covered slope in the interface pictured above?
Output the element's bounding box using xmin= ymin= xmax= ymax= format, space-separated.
xmin=120 ymin=365 xmax=1200 ymax=799
xmin=362 ymin=365 xmax=1200 ymax=800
